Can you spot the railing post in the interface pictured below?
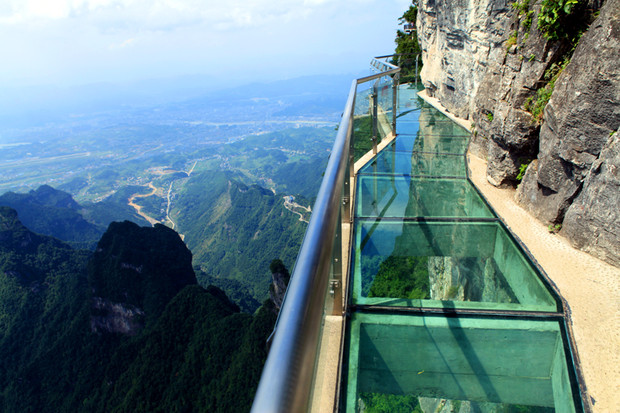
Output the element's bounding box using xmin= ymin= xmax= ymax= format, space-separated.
xmin=345 ymin=98 xmax=355 ymax=224
xmin=392 ymin=72 xmax=399 ymax=133
xmin=415 ymin=54 xmax=419 ymax=86
xmin=371 ymin=84 xmax=378 ymax=155
xmin=330 ymin=216 xmax=343 ymax=316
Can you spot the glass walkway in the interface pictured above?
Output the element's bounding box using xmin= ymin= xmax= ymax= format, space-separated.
xmin=251 ymin=61 xmax=584 ymax=413
xmin=340 ymin=86 xmax=583 ymax=412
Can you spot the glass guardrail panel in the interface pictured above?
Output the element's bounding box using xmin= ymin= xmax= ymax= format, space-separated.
xmin=356 ymin=176 xmax=494 ymax=219
xmin=353 ymin=82 xmax=374 ymax=162
xmin=375 ymin=75 xmax=394 ymax=142
xmin=350 ymin=220 xmax=559 ymax=312
xmin=359 ymin=151 xmax=467 ymax=177
xmin=398 ymin=84 xmax=426 ymax=112
xmin=343 ymin=313 xmax=580 ymax=412
xmin=353 ymin=115 xmax=373 ymax=163
xmin=308 ymin=191 xmax=346 ymax=411
xmin=376 ymin=76 xmax=393 ymax=112
xmin=395 ymin=55 xmax=421 ymax=84
xmin=354 ymin=81 xmax=373 ymax=116
xmin=393 ymin=134 xmax=470 ymax=154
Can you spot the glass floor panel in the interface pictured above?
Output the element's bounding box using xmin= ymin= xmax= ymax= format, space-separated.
xmin=356 ymin=176 xmax=494 ymax=219
xmin=351 ymin=220 xmax=559 ymax=312
xmin=392 ymin=134 xmax=470 ymax=154
xmin=359 ymin=151 xmax=467 ymax=177
xmin=343 ymin=313 xmax=581 ymax=412
xmin=397 ymin=120 xmax=470 ymax=137
xmin=399 ymin=110 xmax=454 ymax=123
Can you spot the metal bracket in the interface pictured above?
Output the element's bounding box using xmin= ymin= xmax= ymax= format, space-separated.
xmin=329 ymin=280 xmax=341 ymax=295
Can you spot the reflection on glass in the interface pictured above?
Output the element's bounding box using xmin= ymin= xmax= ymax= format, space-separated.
xmin=353 ymin=115 xmax=373 ymax=162
xmin=352 ymin=221 xmax=558 ymax=311
xmin=356 ymin=176 xmax=493 ymax=219
xmin=360 ymin=151 xmax=467 ymax=177
xmin=397 ymin=83 xmax=425 ymax=110
xmin=345 ymin=314 xmax=579 ymax=413
xmin=393 ymin=134 xmax=470 ymax=154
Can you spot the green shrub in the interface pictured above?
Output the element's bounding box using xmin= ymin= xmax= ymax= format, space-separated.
xmin=538 ymin=0 xmax=581 ymax=40
xmin=524 ymin=61 xmax=568 ymax=122
xmin=513 ymin=0 xmax=534 ymax=31
xmin=506 ymin=31 xmax=518 ymax=50
xmin=517 ymin=162 xmax=530 ymax=181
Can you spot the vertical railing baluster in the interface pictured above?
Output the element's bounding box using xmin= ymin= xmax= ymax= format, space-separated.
xmin=372 ymin=83 xmax=378 ymax=155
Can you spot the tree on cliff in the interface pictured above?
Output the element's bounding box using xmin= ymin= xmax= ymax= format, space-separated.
xmin=394 ymin=1 xmax=422 ymax=83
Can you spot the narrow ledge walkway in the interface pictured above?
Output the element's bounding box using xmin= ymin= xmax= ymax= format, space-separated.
xmin=419 ymin=91 xmax=620 ymax=413
xmin=468 ymin=154 xmax=620 ymax=413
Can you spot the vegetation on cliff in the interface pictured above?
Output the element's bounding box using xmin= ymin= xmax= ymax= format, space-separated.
xmin=394 ymin=1 xmax=422 ymax=83
xmin=513 ymin=0 xmax=596 ymax=124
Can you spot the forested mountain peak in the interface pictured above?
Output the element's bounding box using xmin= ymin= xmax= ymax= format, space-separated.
xmin=89 ymin=221 xmax=197 ymax=327
xmin=0 ymin=214 xmax=277 ymax=411
xmin=0 ymin=206 xmax=82 ymax=285
xmin=29 ymin=184 xmax=81 ymax=210
xmin=0 ymin=186 xmax=104 ymax=249
xmin=0 ymin=206 xmax=21 ymax=232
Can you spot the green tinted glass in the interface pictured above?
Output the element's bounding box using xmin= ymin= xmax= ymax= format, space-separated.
xmin=344 ymin=314 xmax=579 ymax=413
xmin=356 ymin=176 xmax=493 ymax=219
xmin=351 ymin=220 xmax=558 ymax=312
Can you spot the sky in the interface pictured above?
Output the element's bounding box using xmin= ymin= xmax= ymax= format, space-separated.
xmin=0 ymin=0 xmax=412 ymax=89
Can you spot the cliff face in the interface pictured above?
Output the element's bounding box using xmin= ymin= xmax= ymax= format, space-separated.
xmin=417 ymin=0 xmax=620 ymax=266
xmin=417 ymin=0 xmax=516 ymax=119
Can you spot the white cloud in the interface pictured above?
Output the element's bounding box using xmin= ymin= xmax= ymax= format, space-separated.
xmin=0 ymin=0 xmax=366 ymax=31
xmin=0 ymin=0 xmax=409 ymax=87
xmin=108 ymin=36 xmax=136 ymax=50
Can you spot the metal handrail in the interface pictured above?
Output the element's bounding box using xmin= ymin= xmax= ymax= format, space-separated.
xmin=251 ymin=61 xmax=399 ymax=413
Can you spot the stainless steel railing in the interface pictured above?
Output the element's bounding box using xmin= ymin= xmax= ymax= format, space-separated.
xmin=250 ymin=59 xmax=400 ymax=413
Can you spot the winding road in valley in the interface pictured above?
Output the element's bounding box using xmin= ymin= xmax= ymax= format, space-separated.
xmin=128 ymin=183 xmax=160 ymax=226
xmin=283 ymin=196 xmax=311 ymax=223
xmin=128 ymin=162 xmax=198 ymax=239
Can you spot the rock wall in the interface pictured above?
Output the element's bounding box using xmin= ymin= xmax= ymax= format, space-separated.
xmin=516 ymin=0 xmax=620 ymax=249
xmin=417 ymin=0 xmax=620 ymax=266
xmin=417 ymin=0 xmax=515 ymax=118
xmin=562 ymin=129 xmax=620 ymax=266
